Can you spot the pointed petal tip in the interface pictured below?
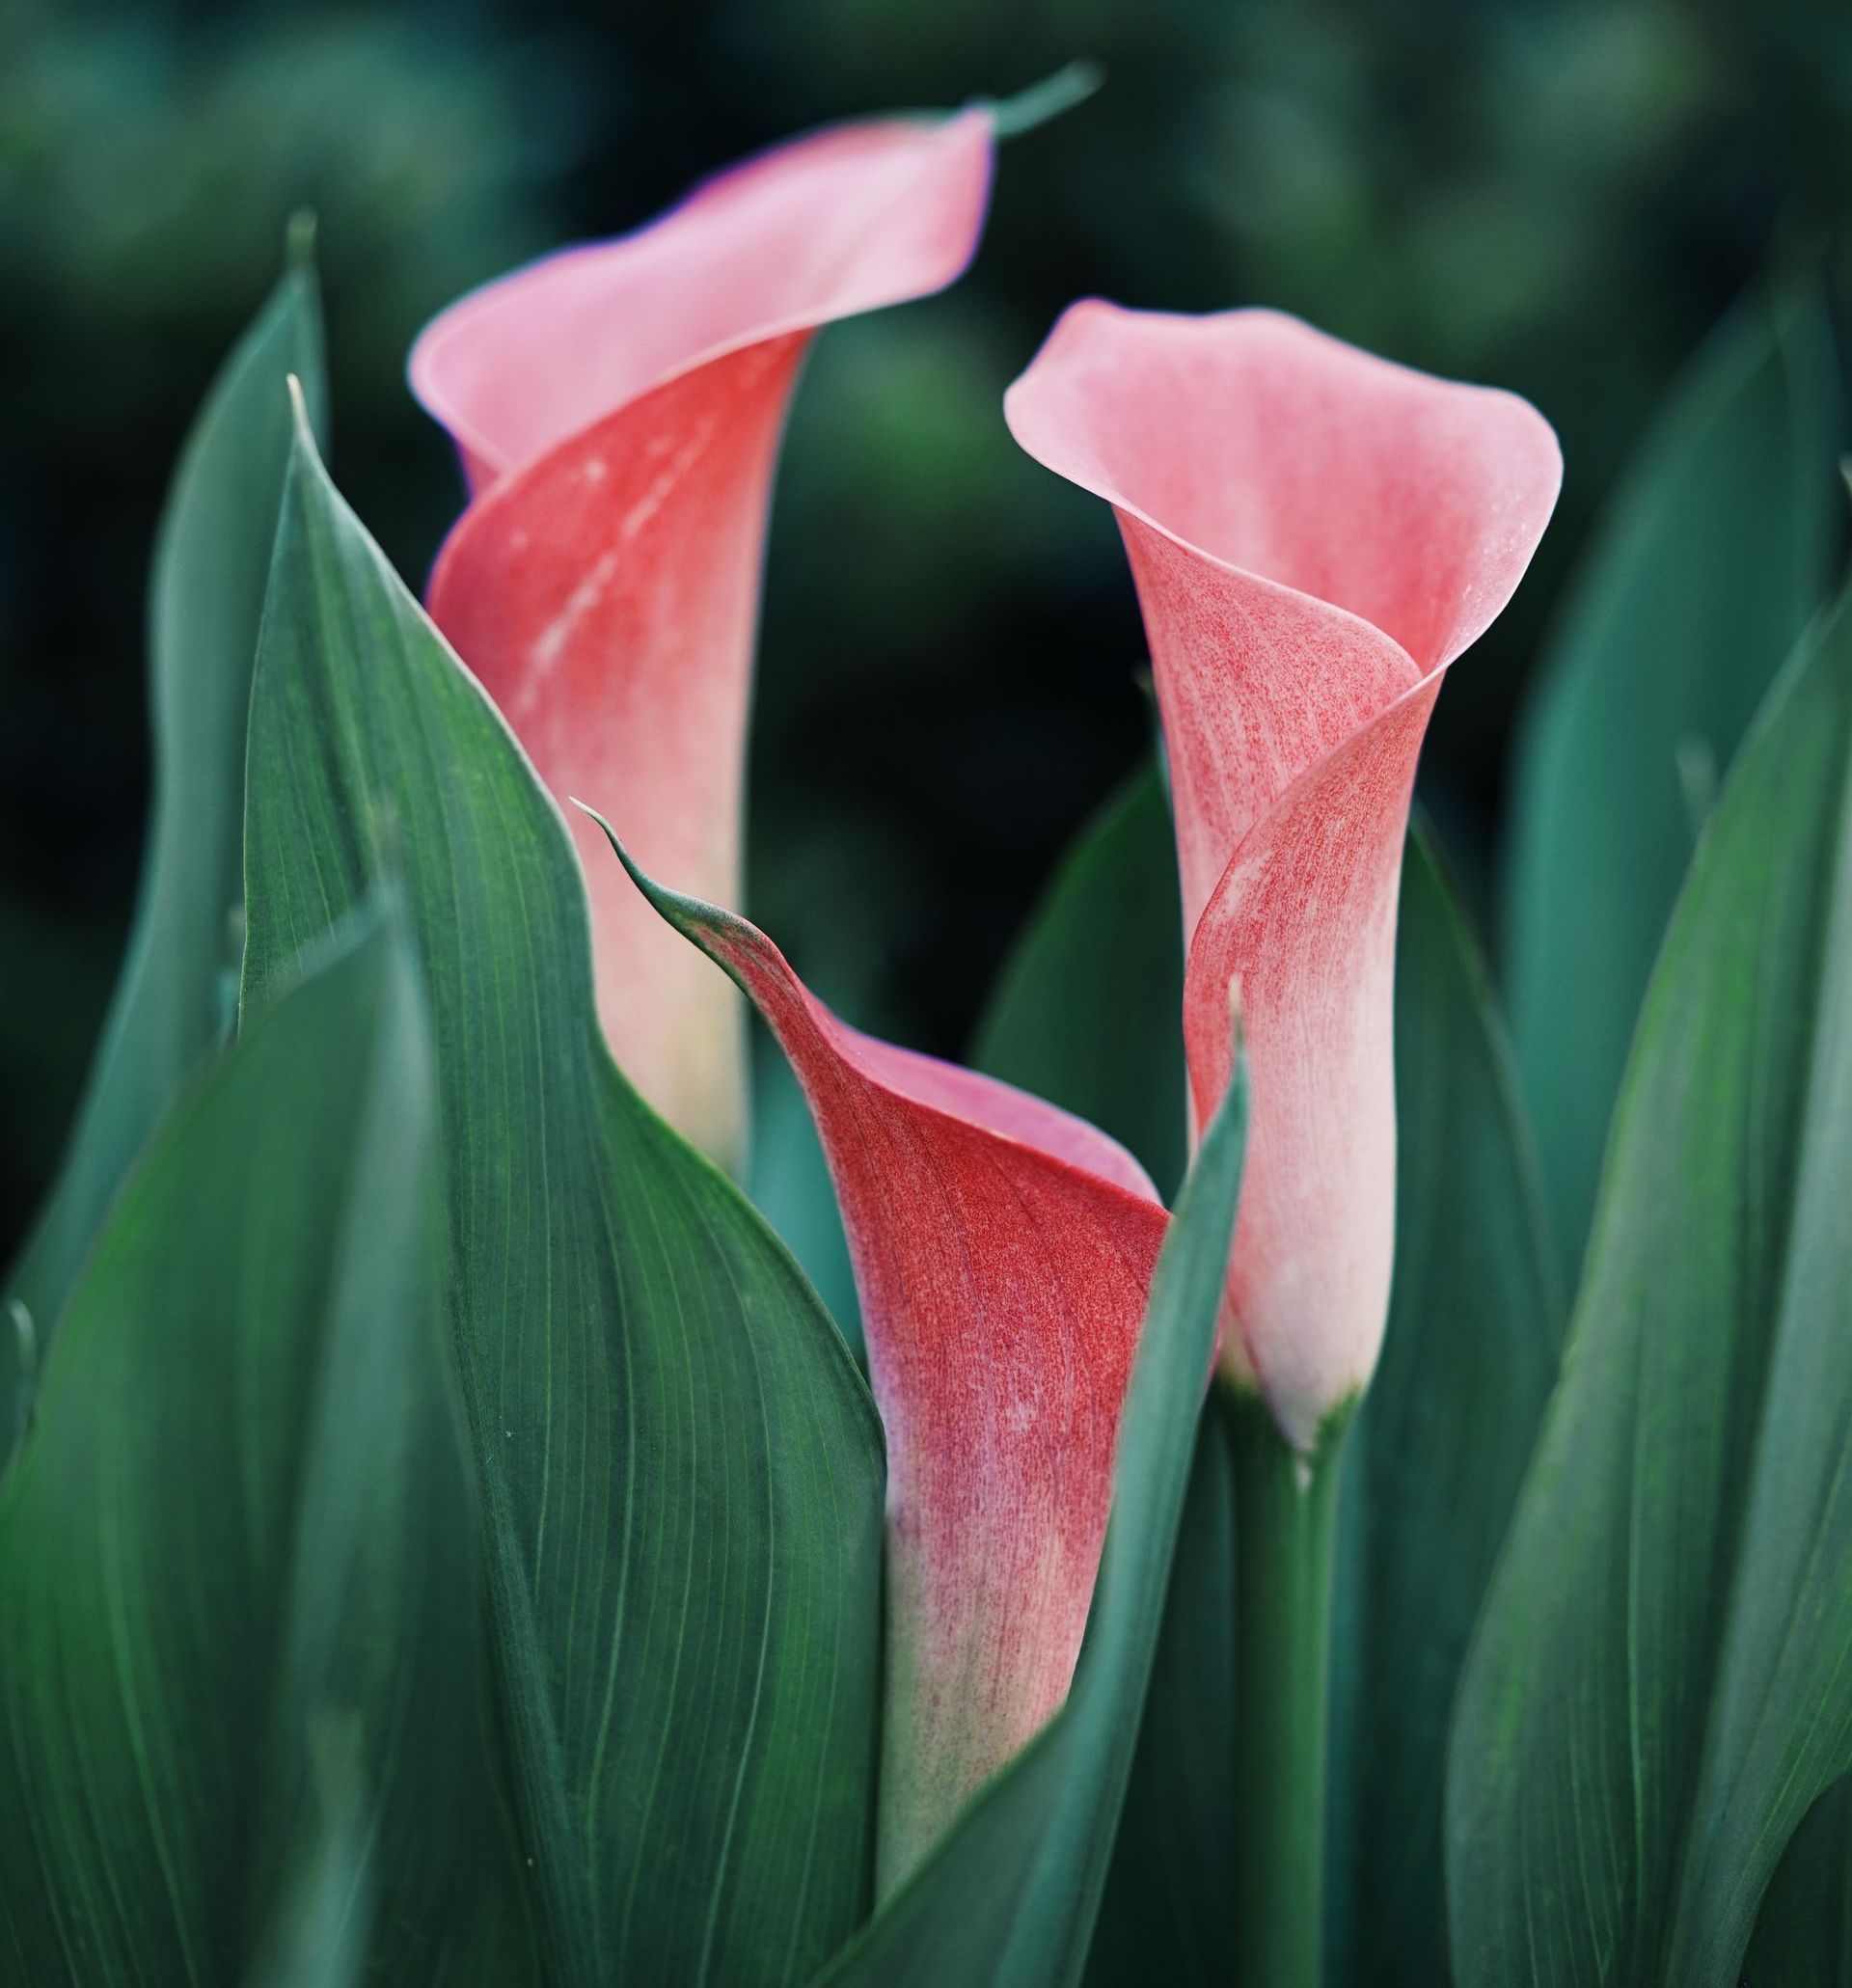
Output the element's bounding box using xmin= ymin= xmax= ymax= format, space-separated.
xmin=571 ymin=796 xmax=724 ymax=946
xmin=659 ymin=888 xmax=1168 ymax=1888
xmin=582 ymin=823 xmax=1161 ymax=1211
xmin=568 ymin=795 xmax=614 ymax=850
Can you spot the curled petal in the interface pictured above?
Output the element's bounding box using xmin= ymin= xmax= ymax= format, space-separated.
xmin=413 ymin=112 xmax=994 ymax=1168
xmin=1008 ymin=304 xmax=1560 ymax=1447
xmin=586 ymin=811 xmax=1167 ymax=1894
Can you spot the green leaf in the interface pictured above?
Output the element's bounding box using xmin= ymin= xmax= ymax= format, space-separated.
xmin=974 ymin=757 xmax=1187 ymax=1201
xmin=240 ymin=399 xmax=885 ymax=1986
xmin=1080 ymin=1408 xmax=1234 ymax=1985
xmin=0 ymin=907 xmax=534 ymax=1984
xmin=1326 ymin=821 xmax=1563 ymax=1987
xmin=2 ymin=238 xmax=328 ymax=1460
xmin=243 ymin=1730 xmax=375 ymax=1988
xmin=815 ymin=1019 xmax=1249 ymax=1988
xmin=1449 ymin=580 xmax=1852 ymax=1984
xmin=1743 ymin=1777 xmax=1852 ymax=1987
xmin=1504 ymin=276 xmax=1838 ymax=1281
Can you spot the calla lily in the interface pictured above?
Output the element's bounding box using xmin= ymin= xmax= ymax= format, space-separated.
xmin=411 ymin=110 xmax=995 ymax=1170
xmin=1007 ymin=305 xmax=1560 ymax=1451
xmin=585 ymin=812 xmax=1167 ymax=1896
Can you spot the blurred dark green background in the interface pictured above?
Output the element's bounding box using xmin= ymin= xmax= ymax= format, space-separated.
xmin=5 ymin=0 xmax=1850 ymax=1252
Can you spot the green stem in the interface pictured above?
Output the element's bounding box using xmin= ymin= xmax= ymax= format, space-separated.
xmin=1220 ymin=1379 xmax=1347 ymax=1988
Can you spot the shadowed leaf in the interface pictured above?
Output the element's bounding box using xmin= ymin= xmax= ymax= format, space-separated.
xmin=0 ymin=909 xmax=534 ymax=1983
xmin=3 ymin=244 xmax=328 ymax=1460
xmin=240 ymin=403 xmax=884 ymax=1986
xmin=1504 ymin=276 xmax=1838 ymax=1281
xmin=1452 ymin=580 xmax=1852 ymax=1985
xmin=1326 ymin=822 xmax=1562 ymax=1986
xmin=975 ymin=756 xmax=1187 ymax=1201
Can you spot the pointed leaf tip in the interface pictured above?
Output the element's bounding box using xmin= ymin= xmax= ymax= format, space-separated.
xmin=286 ymin=208 xmax=318 ymax=272
xmin=285 ymin=372 xmax=317 ymax=452
xmin=242 ymin=397 xmax=886 ymax=1976
xmin=7 ymin=1301 xmax=32 ymax=1388
xmin=574 ymin=798 xmax=731 ymax=967
xmin=573 ymin=797 xmax=649 ymax=896
xmin=983 ymin=60 xmax=1103 ymax=140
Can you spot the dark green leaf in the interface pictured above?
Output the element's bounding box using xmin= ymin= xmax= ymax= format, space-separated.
xmin=1744 ymin=1777 xmax=1852 ymax=1987
xmin=0 ymin=907 xmax=534 ymax=1984
xmin=3 ymin=240 xmax=328 ymax=1460
xmin=1450 ymin=581 xmax=1852 ymax=1984
xmin=241 ymin=402 xmax=884 ymax=1987
xmin=974 ymin=757 xmax=1187 ymax=1201
xmin=243 ymin=1732 xmax=375 ymax=1988
xmin=1504 ymin=276 xmax=1838 ymax=1281
xmin=1081 ymin=1407 xmax=1234 ymax=1986
xmin=816 ymin=1021 xmax=1248 ymax=1988
xmin=1326 ymin=821 xmax=1563 ymax=1987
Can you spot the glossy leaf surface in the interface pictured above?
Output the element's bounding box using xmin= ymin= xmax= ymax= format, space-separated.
xmin=240 ymin=408 xmax=885 ymax=1986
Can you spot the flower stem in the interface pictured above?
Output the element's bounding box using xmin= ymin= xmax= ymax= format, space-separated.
xmin=1220 ymin=1379 xmax=1347 ymax=1988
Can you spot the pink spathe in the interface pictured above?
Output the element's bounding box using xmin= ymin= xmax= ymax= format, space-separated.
xmin=610 ymin=846 xmax=1168 ymax=1896
xmin=1007 ymin=305 xmax=1561 ymax=1451
xmin=411 ymin=112 xmax=994 ymax=1171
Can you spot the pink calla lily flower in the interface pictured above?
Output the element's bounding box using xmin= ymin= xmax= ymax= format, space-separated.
xmin=1007 ymin=306 xmax=1561 ymax=1452
xmin=411 ymin=111 xmax=995 ymax=1170
xmin=588 ymin=816 xmax=1167 ymax=1894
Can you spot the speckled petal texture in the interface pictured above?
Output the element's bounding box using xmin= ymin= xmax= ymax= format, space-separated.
xmin=1008 ymin=305 xmax=1560 ymax=1450
xmin=613 ymin=856 xmax=1169 ymax=1896
xmin=411 ymin=112 xmax=994 ymax=1169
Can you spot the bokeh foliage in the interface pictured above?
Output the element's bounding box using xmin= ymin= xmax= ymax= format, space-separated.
xmin=6 ymin=0 xmax=1852 ymax=1253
